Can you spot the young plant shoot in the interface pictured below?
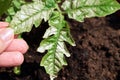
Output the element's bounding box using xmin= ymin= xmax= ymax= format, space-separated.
xmin=1 ymin=0 xmax=120 ymax=79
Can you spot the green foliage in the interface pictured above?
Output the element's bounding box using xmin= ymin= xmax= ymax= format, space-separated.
xmin=0 ymin=0 xmax=12 ymax=16
xmin=7 ymin=0 xmax=120 ymax=79
xmin=13 ymin=66 xmax=21 ymax=75
xmin=62 ymin=0 xmax=120 ymax=22
xmin=5 ymin=0 xmax=26 ymax=22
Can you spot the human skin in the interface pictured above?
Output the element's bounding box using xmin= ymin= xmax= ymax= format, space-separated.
xmin=0 ymin=22 xmax=28 ymax=67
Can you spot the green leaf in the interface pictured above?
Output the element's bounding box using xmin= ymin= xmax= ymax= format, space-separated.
xmin=5 ymin=16 xmax=12 ymax=22
xmin=0 ymin=0 xmax=12 ymax=16
xmin=61 ymin=0 xmax=120 ymax=22
xmin=32 ymin=0 xmax=41 ymax=2
xmin=12 ymin=0 xmax=25 ymax=9
xmin=43 ymin=0 xmax=56 ymax=8
xmin=7 ymin=7 xmax=16 ymax=16
xmin=37 ymin=11 xmax=75 ymax=79
xmin=55 ymin=0 xmax=61 ymax=3
xmin=42 ymin=0 xmax=61 ymax=3
xmin=5 ymin=0 xmax=26 ymax=22
xmin=10 ymin=1 xmax=54 ymax=34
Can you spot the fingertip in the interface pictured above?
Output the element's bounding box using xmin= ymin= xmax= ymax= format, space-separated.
xmin=0 ymin=28 xmax=14 ymax=45
xmin=13 ymin=51 xmax=24 ymax=66
xmin=0 ymin=51 xmax=24 ymax=67
xmin=19 ymin=39 xmax=29 ymax=53
xmin=6 ymin=39 xmax=29 ymax=54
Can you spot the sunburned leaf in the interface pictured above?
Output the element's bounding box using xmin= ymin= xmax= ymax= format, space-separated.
xmin=43 ymin=26 xmax=57 ymax=38
xmin=61 ymin=0 xmax=120 ymax=22
xmin=37 ymin=11 xmax=75 ymax=79
xmin=10 ymin=1 xmax=54 ymax=34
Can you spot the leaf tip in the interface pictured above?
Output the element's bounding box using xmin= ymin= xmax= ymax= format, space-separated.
xmin=50 ymin=75 xmax=57 ymax=80
xmin=37 ymin=47 xmax=45 ymax=53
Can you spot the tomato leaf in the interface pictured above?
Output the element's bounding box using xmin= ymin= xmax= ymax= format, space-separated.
xmin=37 ymin=11 xmax=75 ymax=79
xmin=10 ymin=1 xmax=54 ymax=34
xmin=62 ymin=0 xmax=120 ymax=22
xmin=8 ymin=0 xmax=120 ymax=80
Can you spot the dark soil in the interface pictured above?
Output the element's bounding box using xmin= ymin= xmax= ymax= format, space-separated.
xmin=0 ymin=13 xmax=120 ymax=80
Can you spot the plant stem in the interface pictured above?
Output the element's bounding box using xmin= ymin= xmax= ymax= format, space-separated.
xmin=13 ymin=66 xmax=21 ymax=75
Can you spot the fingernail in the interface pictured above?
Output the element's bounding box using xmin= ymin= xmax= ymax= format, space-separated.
xmin=0 ymin=28 xmax=14 ymax=44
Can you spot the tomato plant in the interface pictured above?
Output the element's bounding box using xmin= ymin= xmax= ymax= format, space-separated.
xmin=1 ymin=0 xmax=120 ymax=80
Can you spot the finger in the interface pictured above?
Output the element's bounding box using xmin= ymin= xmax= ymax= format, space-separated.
xmin=0 ymin=22 xmax=9 ymax=28
xmin=6 ymin=39 xmax=29 ymax=54
xmin=0 ymin=39 xmax=6 ymax=53
xmin=0 ymin=51 xmax=24 ymax=67
xmin=0 ymin=28 xmax=14 ymax=53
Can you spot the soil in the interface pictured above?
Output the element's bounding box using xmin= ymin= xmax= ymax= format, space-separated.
xmin=0 ymin=12 xmax=120 ymax=80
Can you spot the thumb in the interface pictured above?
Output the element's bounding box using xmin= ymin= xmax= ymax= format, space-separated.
xmin=0 ymin=28 xmax=14 ymax=53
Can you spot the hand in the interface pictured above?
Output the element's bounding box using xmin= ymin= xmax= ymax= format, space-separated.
xmin=0 ymin=22 xmax=28 ymax=67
